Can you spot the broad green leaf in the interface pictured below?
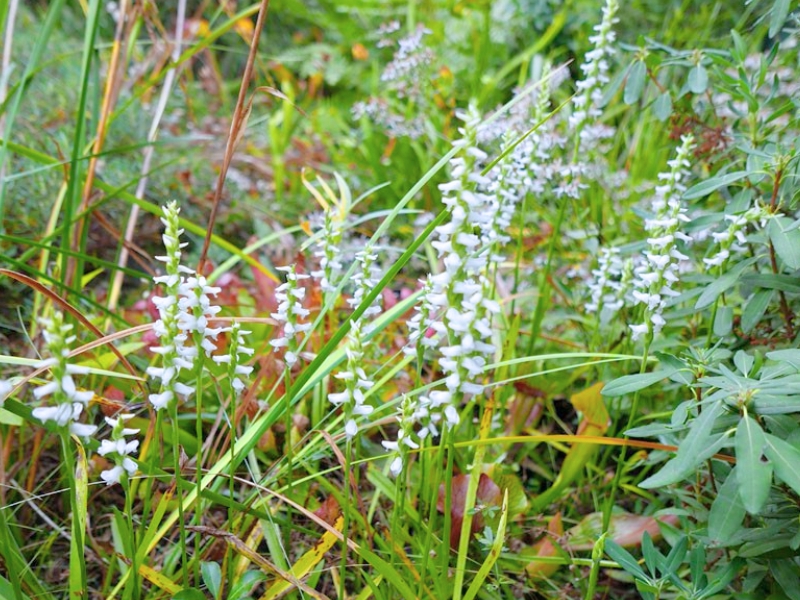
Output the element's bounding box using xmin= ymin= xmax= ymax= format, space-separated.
xmin=766 ymin=349 xmax=800 ymax=369
xmin=767 ymin=216 xmax=800 ymax=270
xmin=771 ymin=559 xmax=800 ymax=600
xmin=602 ymin=370 xmax=674 ymax=397
xmin=714 ymin=305 xmax=733 ymax=337
xmin=653 ymin=91 xmax=672 ymax=121
xmin=769 ymin=0 xmax=790 ymax=38
xmin=640 ymin=401 xmax=727 ymax=488
xmin=688 ymin=64 xmax=708 ymax=94
xmin=695 ymin=258 xmax=758 ymax=310
xmin=763 ymin=434 xmax=800 ymax=496
xmin=624 ymin=60 xmax=647 ymax=104
xmin=741 ymin=289 xmax=773 ymax=333
xmin=684 ymin=171 xmax=750 ymax=199
xmin=700 ymin=557 xmax=744 ymax=598
xmin=733 ymin=350 xmax=755 ymax=377
xmin=200 ymin=562 xmax=221 ymax=598
xmin=709 ymin=469 xmax=746 ymax=545
xmin=736 ymin=416 xmax=772 ymax=514
xmin=742 ymin=273 xmax=800 ymax=293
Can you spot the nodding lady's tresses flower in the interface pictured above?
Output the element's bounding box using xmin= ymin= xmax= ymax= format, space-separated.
xmin=269 ymin=265 xmax=311 ymax=368
xmin=402 ymin=106 xmax=500 ymax=449
xmin=586 ymin=247 xmax=634 ymax=323
xmin=329 ymin=245 xmax=383 ymax=439
xmin=569 ymin=0 xmax=619 ymax=148
xmin=98 ymin=413 xmax=139 ymax=486
xmin=148 ymin=201 xmax=222 ymax=410
xmin=330 ymin=320 xmax=375 ymax=440
xmin=310 ymin=209 xmax=345 ymax=294
xmin=30 ymin=312 xmax=98 ymax=438
xmin=703 ymin=204 xmax=769 ymax=268
xmin=629 ymin=134 xmax=695 ymax=341
xmin=214 ymin=322 xmax=254 ymax=394
xmin=381 ymin=395 xmax=419 ymax=477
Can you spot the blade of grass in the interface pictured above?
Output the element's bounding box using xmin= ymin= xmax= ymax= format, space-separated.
xmin=462 ymin=490 xmax=508 ymax=600
xmin=63 ymin=0 xmax=103 ymax=289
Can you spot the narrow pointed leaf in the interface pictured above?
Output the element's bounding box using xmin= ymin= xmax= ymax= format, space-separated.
xmin=736 ymin=416 xmax=772 ymax=514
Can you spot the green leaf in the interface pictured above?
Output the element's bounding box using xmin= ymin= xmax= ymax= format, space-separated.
xmin=688 ymin=65 xmax=708 ymax=94
xmin=602 ymin=370 xmax=675 ymax=397
xmin=684 ymin=171 xmax=750 ymax=199
xmin=641 ymin=532 xmax=660 ymax=577
xmin=741 ymin=289 xmax=773 ymax=334
xmin=200 ymin=562 xmax=221 ymax=598
xmin=640 ymin=401 xmax=727 ymax=488
xmin=624 ymin=60 xmax=647 ymax=104
xmin=769 ymin=0 xmax=790 ymax=38
xmin=653 ymin=91 xmax=672 ymax=121
xmin=763 ymin=434 xmax=800 ymax=496
xmin=714 ymin=305 xmax=733 ymax=337
xmin=733 ymin=350 xmax=755 ymax=377
xmin=767 ymin=216 xmax=800 ymax=270
xmin=708 ymin=469 xmax=746 ymax=545
xmin=742 ymin=274 xmax=800 ymax=294
xmin=173 ymin=590 xmax=207 ymax=600
xmin=770 ymin=559 xmax=800 ymax=600
xmin=736 ymin=416 xmax=772 ymax=514
xmin=730 ymin=29 xmax=747 ymax=62
xmin=605 ymin=539 xmax=648 ymax=580
xmin=695 ymin=258 xmax=758 ymax=310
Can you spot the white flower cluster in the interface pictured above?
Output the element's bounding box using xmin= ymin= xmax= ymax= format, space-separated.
xmin=214 ymin=322 xmax=254 ymax=395
xmin=351 ymin=97 xmax=426 ymax=139
xmin=703 ymin=205 xmax=768 ymax=268
xmin=348 ymin=247 xmax=383 ymax=321
xmin=310 ymin=209 xmax=345 ymax=294
xmin=403 ymin=107 xmax=501 ymax=445
xmin=629 ymin=134 xmax=695 ymax=341
xmin=29 ymin=313 xmax=97 ymax=438
xmin=329 ymin=245 xmax=383 ymax=439
xmin=270 ymin=265 xmax=311 ymax=368
xmin=586 ymin=247 xmax=627 ymax=321
xmin=330 ymin=320 xmax=375 ymax=440
xmin=98 ymin=413 xmax=139 ymax=485
xmin=381 ymin=395 xmax=420 ymax=477
xmin=405 ymin=275 xmax=438 ymax=357
xmin=569 ymin=0 xmax=619 ymax=148
xmin=148 ymin=202 xmax=223 ymax=411
xmin=380 ymin=24 xmax=434 ymax=98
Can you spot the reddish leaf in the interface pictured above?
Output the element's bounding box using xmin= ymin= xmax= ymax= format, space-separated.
xmin=526 ymin=512 xmax=567 ymax=578
xmin=314 ymin=494 xmax=341 ymax=527
xmin=564 ymin=511 xmax=680 ymax=551
xmin=437 ymin=473 xmax=502 ymax=548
